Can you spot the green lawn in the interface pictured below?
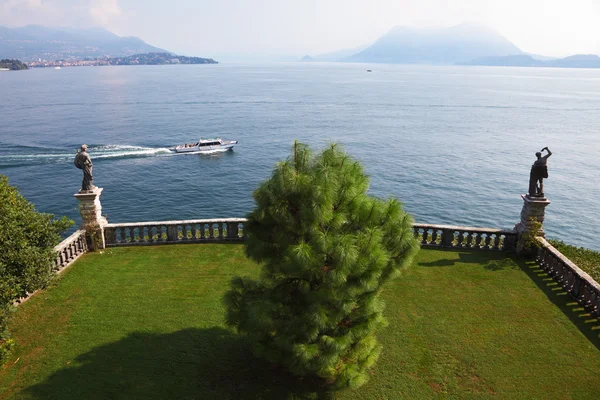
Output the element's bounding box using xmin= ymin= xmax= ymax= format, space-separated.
xmin=1 ymin=245 xmax=599 ymax=399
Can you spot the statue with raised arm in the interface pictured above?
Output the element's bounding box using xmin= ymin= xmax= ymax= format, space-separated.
xmin=74 ymin=144 xmax=96 ymax=192
xmin=528 ymin=147 xmax=552 ymax=197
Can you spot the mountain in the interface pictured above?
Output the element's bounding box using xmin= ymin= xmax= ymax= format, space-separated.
xmin=299 ymin=55 xmax=315 ymax=62
xmin=461 ymin=54 xmax=600 ymax=68
xmin=0 ymin=25 xmax=168 ymax=61
xmin=547 ymin=54 xmax=600 ymax=68
xmin=461 ymin=54 xmax=544 ymax=67
xmin=345 ymin=22 xmax=523 ymax=64
xmin=313 ymin=44 xmax=370 ymax=62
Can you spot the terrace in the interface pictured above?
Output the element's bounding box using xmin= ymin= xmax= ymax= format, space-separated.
xmin=1 ymin=244 xmax=599 ymax=399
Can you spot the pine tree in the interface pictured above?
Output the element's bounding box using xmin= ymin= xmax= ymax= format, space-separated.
xmin=225 ymin=142 xmax=419 ymax=389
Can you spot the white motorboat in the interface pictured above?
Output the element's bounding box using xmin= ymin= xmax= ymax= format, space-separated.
xmin=174 ymin=138 xmax=238 ymax=153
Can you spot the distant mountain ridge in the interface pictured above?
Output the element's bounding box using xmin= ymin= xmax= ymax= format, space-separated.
xmin=0 ymin=25 xmax=168 ymax=61
xmin=461 ymin=54 xmax=600 ymax=68
xmin=345 ymin=23 xmax=523 ymax=64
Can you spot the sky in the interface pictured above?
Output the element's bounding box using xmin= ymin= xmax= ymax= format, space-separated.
xmin=1 ymin=0 xmax=599 ymax=59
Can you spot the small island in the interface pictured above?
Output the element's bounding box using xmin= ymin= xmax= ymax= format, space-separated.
xmin=0 ymin=59 xmax=28 ymax=71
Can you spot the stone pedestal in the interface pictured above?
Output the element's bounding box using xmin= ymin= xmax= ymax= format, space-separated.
xmin=515 ymin=194 xmax=550 ymax=252
xmin=74 ymin=187 xmax=108 ymax=250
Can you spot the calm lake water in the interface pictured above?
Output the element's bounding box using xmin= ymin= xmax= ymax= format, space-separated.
xmin=0 ymin=63 xmax=599 ymax=250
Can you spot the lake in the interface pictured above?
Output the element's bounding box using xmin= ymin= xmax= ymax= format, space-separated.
xmin=0 ymin=63 xmax=598 ymax=250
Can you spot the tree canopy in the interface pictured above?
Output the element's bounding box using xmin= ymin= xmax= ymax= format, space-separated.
xmin=0 ymin=59 xmax=28 ymax=70
xmin=0 ymin=175 xmax=71 ymax=365
xmin=225 ymin=142 xmax=419 ymax=389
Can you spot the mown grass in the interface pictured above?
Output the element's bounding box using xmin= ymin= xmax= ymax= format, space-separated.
xmin=1 ymin=244 xmax=599 ymax=399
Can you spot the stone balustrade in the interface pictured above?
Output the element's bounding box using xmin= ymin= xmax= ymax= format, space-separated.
xmin=412 ymin=223 xmax=517 ymax=251
xmin=54 ymin=229 xmax=88 ymax=272
xmin=536 ymin=237 xmax=600 ymax=321
xmin=104 ymin=218 xmax=246 ymax=247
xmin=16 ymin=229 xmax=89 ymax=306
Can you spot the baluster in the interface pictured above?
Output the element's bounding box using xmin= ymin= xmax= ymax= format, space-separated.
xmin=413 ymin=226 xmax=420 ymax=239
xmin=475 ymin=233 xmax=482 ymax=248
xmin=109 ymin=228 xmax=116 ymax=245
xmin=209 ymin=224 xmax=215 ymax=239
xmin=466 ymin=232 xmax=473 ymax=247
xmin=457 ymin=231 xmax=464 ymax=247
xmin=421 ymin=229 xmax=429 ymax=245
xmin=200 ymin=223 xmax=206 ymax=239
xmin=129 ymin=227 xmax=135 ymax=242
xmin=484 ymin=234 xmax=491 ymax=249
xmin=191 ymin=224 xmax=197 ymax=240
xmin=441 ymin=229 xmax=454 ymax=247
xmin=218 ymin=223 xmax=224 ymax=239
xmin=167 ymin=225 xmax=178 ymax=242
xmin=493 ymin=235 xmax=500 ymax=250
xmin=118 ymin=227 xmax=124 ymax=243
xmin=431 ymin=230 xmax=438 ymax=245
xmin=568 ymin=271 xmax=577 ymax=295
xmin=182 ymin=224 xmax=188 ymax=240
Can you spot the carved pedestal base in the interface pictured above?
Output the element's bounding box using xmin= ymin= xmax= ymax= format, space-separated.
xmin=515 ymin=194 xmax=551 ymax=253
xmin=74 ymin=187 xmax=108 ymax=250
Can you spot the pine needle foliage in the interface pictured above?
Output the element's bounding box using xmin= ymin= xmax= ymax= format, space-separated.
xmin=225 ymin=142 xmax=420 ymax=389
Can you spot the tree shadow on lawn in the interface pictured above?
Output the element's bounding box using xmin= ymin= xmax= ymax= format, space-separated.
xmin=518 ymin=259 xmax=600 ymax=351
xmin=418 ymin=248 xmax=518 ymax=270
xmin=25 ymin=328 xmax=335 ymax=400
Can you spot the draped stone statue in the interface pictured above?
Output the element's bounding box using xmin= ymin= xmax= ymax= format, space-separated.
xmin=528 ymin=147 xmax=552 ymax=198
xmin=74 ymin=144 xmax=96 ymax=192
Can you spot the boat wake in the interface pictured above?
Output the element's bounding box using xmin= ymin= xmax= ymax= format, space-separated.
xmin=0 ymin=145 xmax=174 ymax=168
xmin=91 ymin=145 xmax=173 ymax=159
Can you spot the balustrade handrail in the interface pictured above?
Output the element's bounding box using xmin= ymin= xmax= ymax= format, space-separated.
xmin=105 ymin=218 xmax=247 ymax=228
xmin=106 ymin=220 xmax=515 ymax=233
xmin=54 ymin=229 xmax=87 ymax=252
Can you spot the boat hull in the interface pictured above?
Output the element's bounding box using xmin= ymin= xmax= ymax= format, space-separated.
xmin=174 ymin=141 xmax=238 ymax=153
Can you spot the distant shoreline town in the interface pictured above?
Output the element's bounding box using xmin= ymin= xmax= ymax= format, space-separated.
xmin=26 ymin=52 xmax=217 ymax=68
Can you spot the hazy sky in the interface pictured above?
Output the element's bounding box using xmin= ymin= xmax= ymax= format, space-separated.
xmin=1 ymin=0 xmax=599 ymax=58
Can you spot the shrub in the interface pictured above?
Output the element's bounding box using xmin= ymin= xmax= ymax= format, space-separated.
xmin=0 ymin=175 xmax=72 ymax=365
xmin=548 ymin=240 xmax=600 ymax=283
xmin=224 ymin=142 xmax=419 ymax=389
